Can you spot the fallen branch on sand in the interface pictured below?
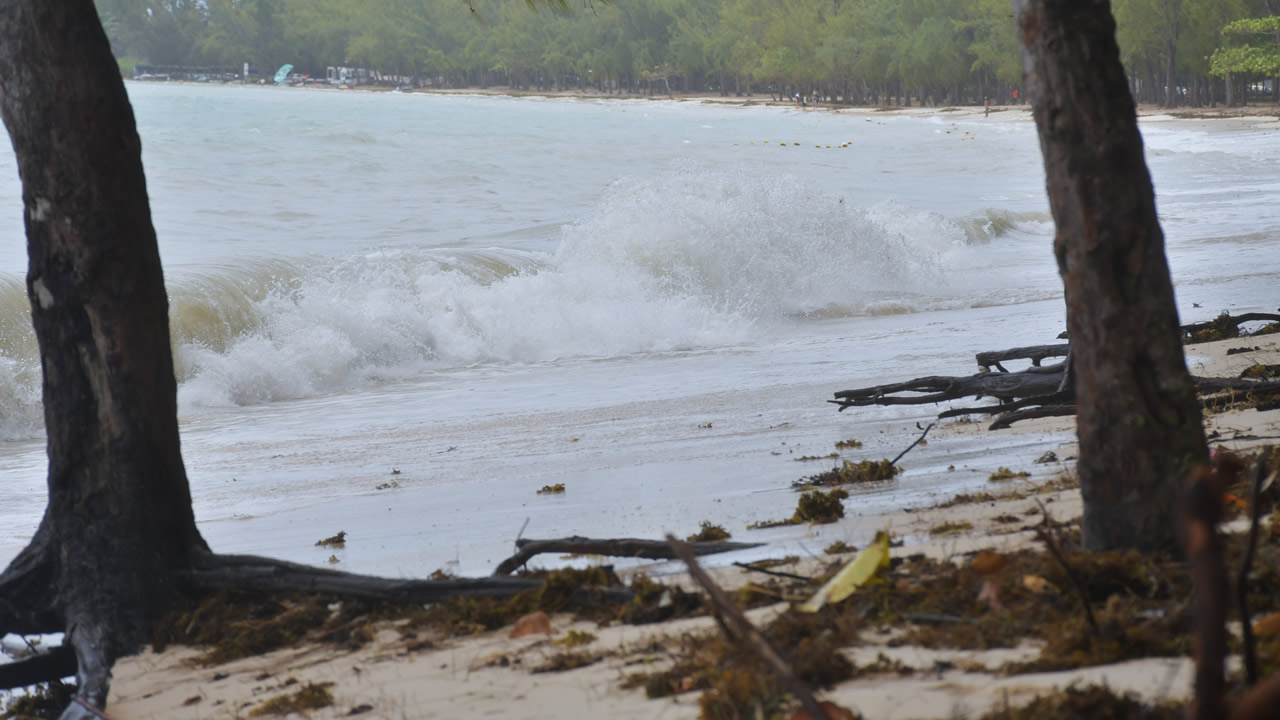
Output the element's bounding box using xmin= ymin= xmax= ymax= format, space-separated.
xmin=666 ymin=535 xmax=834 ymax=720
xmin=832 ymin=332 xmax=1280 ymax=429
xmin=492 ymin=536 xmax=764 ymax=576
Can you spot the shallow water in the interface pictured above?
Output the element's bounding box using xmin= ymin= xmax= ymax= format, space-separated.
xmin=0 ymin=85 xmax=1277 ymax=576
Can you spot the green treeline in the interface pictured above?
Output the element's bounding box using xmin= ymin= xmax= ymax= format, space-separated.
xmin=98 ymin=0 xmax=1280 ymax=107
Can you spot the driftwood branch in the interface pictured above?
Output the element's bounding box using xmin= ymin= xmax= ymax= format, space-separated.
xmin=0 ymin=645 xmax=77 ymax=691
xmin=1182 ymin=312 xmax=1280 ymax=343
xmin=833 ymin=342 xmax=1280 ymax=429
xmin=975 ymin=344 xmax=1070 ymax=372
xmin=1034 ymin=502 xmax=1099 ymax=638
xmin=492 ymin=536 xmax=764 ymax=576
xmin=988 ymin=405 xmax=1077 ymax=431
xmin=183 ymin=552 xmax=631 ymax=605
xmin=831 ymin=366 xmax=1064 ymax=410
xmin=1185 ymin=464 xmax=1229 ymax=720
xmin=665 ymin=535 xmax=831 ymax=720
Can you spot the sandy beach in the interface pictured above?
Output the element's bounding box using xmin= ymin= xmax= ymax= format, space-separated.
xmin=98 ymin=331 xmax=1280 ymax=720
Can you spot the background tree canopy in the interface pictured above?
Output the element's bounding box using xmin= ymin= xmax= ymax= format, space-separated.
xmin=95 ymin=0 xmax=1280 ymax=106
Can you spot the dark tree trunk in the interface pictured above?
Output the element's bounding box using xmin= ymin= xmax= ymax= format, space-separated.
xmin=0 ymin=2 xmax=613 ymax=716
xmin=0 ymin=0 xmax=210 ymax=709
xmin=1013 ymin=0 xmax=1208 ymax=554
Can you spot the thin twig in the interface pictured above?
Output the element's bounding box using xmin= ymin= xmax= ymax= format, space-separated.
xmin=889 ymin=422 xmax=935 ymax=467
xmin=1238 ymin=457 xmax=1271 ymax=687
xmin=732 ymin=562 xmax=812 ymax=582
xmin=1184 ymin=464 xmax=1229 ymax=720
xmin=71 ymin=695 xmax=117 ymax=720
xmin=1034 ymin=500 xmax=1099 ymax=639
xmin=665 ymin=535 xmax=831 ymax=720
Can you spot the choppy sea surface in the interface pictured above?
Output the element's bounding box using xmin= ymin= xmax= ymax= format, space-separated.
xmin=1 ymin=84 xmax=1277 ymax=576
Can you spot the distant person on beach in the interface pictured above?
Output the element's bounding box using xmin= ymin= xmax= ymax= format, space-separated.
xmin=1012 ymin=88 xmax=1019 ymax=103
xmin=984 ymin=96 xmax=989 ymax=116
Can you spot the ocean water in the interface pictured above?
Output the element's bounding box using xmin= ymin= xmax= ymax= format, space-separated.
xmin=0 ymin=85 xmax=1277 ymax=577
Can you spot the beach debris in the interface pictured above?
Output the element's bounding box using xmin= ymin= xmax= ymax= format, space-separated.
xmin=928 ymin=520 xmax=973 ymax=536
xmin=889 ymin=422 xmax=935 ymax=466
xmin=536 ymin=483 xmax=565 ymax=495
xmin=249 ymin=681 xmax=334 ymax=717
xmin=1182 ymin=310 xmax=1280 ymax=344
xmin=795 ymin=459 xmax=899 ymax=488
xmin=375 ymin=480 xmax=399 ymax=490
xmin=988 ymin=467 xmax=1030 ymax=483
xmin=977 ymin=581 xmax=1003 ymax=610
xmin=315 ymin=531 xmax=346 ymax=548
xmin=832 ymin=319 xmax=1280 ymax=428
xmin=509 ymin=611 xmax=552 ymax=638
xmin=327 ymin=554 xmax=339 ymax=564
xmin=795 ymin=489 xmax=848 ymax=523
xmin=390 ymin=467 xmax=400 ymax=475
xmin=824 ymin=540 xmax=855 ymax=555
xmin=749 ymin=488 xmax=849 ymax=528
xmin=491 ymin=535 xmax=764 ymax=576
xmin=531 ymin=651 xmax=603 ymax=673
xmin=971 ymin=551 xmax=1009 ymax=575
xmin=1036 ymin=450 xmax=1059 ymax=463
xmin=1022 ymin=574 xmax=1059 ymax=595
xmin=666 ymin=535 xmax=837 ymax=720
xmin=795 ymin=452 xmax=840 ymax=462
xmin=686 ymin=520 xmax=731 ymax=542
xmin=554 ymin=629 xmax=597 ymax=647
xmin=833 ymin=438 xmax=862 ymax=449
xmin=799 ymin=531 xmax=891 ymax=613
xmin=789 ymin=701 xmax=858 ymax=720
xmin=698 ymin=421 xmax=713 ymax=428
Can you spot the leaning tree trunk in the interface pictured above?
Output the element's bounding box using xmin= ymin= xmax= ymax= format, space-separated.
xmin=0 ymin=0 xmax=211 ymax=711
xmin=1013 ymin=0 xmax=1208 ymax=554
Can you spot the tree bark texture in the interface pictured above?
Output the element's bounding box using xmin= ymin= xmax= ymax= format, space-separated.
xmin=1014 ymin=0 xmax=1208 ymax=553
xmin=0 ymin=0 xmax=211 ymax=708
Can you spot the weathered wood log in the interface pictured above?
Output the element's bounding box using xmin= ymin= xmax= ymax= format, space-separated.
xmin=492 ymin=536 xmax=764 ymax=576
xmin=989 ymin=405 xmax=1077 ymax=431
xmin=975 ymin=344 xmax=1070 ymax=372
xmin=831 ymin=365 xmax=1065 ymax=411
xmin=1182 ymin=312 xmax=1280 ymax=343
xmin=183 ymin=552 xmax=632 ymax=605
xmin=937 ymin=390 xmax=1074 ymax=419
xmin=0 ymin=645 xmax=77 ymax=691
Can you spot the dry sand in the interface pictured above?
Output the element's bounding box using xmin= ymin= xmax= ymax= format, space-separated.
xmin=99 ymin=332 xmax=1280 ymax=719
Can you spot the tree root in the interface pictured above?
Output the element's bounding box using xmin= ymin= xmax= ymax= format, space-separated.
xmin=0 ymin=645 xmax=76 ymax=691
xmin=492 ymin=536 xmax=764 ymax=576
xmin=181 ymin=552 xmax=630 ymax=605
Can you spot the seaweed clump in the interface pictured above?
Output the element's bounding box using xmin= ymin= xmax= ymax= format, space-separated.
xmin=687 ymin=520 xmax=731 ymax=542
xmin=153 ymin=591 xmax=365 ymax=665
xmin=0 ymin=680 xmax=75 ymax=719
xmin=750 ymin=489 xmax=849 ymax=528
xmin=249 ymin=682 xmax=335 ymax=717
xmin=988 ymin=467 xmax=1030 ymax=483
xmin=979 ymin=684 xmax=1181 ymax=720
xmin=537 ymin=483 xmax=566 ymax=495
xmin=796 ymin=459 xmax=900 ymax=488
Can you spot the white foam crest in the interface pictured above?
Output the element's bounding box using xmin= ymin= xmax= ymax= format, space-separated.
xmin=0 ymin=353 xmax=42 ymax=441
xmin=555 ymin=165 xmax=950 ymax=318
xmin=165 ymin=168 xmax=1054 ymax=410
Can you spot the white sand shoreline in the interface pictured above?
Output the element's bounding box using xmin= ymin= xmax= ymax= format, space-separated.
xmin=97 ymin=332 xmax=1280 ymax=719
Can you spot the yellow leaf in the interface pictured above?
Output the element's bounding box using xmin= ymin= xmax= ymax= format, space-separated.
xmin=1022 ymin=574 xmax=1059 ymax=595
xmin=799 ymin=531 xmax=891 ymax=613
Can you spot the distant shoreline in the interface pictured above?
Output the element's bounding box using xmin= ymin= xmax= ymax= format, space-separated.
xmin=128 ymin=78 xmax=1280 ymax=129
